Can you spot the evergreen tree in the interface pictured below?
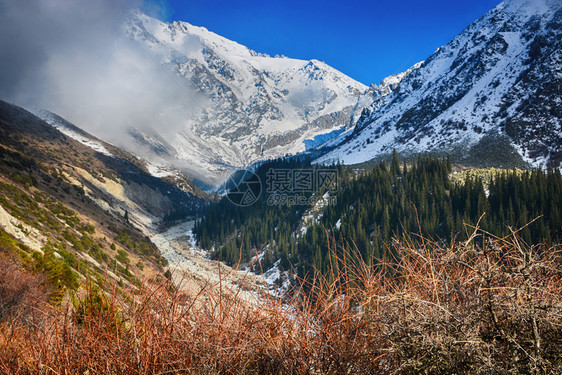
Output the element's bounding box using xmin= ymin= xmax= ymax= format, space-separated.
xmin=194 ymin=155 xmax=562 ymax=280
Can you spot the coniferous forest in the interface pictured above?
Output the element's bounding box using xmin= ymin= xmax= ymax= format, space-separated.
xmin=194 ymin=153 xmax=562 ymax=280
xmin=3 ymin=0 xmax=562 ymax=371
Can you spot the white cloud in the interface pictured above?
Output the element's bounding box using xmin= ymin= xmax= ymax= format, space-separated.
xmin=0 ymin=0 xmax=201 ymax=147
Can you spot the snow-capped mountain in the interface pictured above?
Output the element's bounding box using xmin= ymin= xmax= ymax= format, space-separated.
xmin=121 ymin=11 xmax=368 ymax=184
xmin=317 ymin=0 xmax=562 ymax=168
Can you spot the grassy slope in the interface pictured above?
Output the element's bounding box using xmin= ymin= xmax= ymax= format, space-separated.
xmin=0 ymin=100 xmax=183 ymax=299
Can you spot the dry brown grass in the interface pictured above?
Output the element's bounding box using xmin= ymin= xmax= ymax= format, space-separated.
xmin=0 ymin=254 xmax=49 ymax=322
xmin=1 ymin=227 xmax=561 ymax=374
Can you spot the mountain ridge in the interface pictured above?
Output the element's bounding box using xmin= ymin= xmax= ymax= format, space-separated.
xmin=116 ymin=11 xmax=370 ymax=184
xmin=317 ymin=0 xmax=561 ymax=169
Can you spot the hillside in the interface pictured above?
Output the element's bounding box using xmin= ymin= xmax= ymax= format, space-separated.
xmin=195 ymin=154 xmax=562 ymax=288
xmin=0 ymin=99 xmax=212 ymax=296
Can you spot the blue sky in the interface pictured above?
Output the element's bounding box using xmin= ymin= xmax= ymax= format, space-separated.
xmin=143 ymin=0 xmax=502 ymax=85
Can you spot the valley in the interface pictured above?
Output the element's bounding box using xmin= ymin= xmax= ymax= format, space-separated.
xmin=0 ymin=0 xmax=561 ymax=373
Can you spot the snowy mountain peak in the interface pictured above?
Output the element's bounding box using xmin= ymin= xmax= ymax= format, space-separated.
xmin=378 ymin=61 xmax=424 ymax=97
xmin=317 ymin=0 xmax=562 ymax=169
xmin=500 ymin=0 xmax=554 ymax=15
xmin=117 ymin=11 xmax=369 ymax=184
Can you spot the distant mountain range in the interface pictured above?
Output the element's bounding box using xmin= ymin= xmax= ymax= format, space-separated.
xmin=24 ymin=0 xmax=562 ymax=189
xmin=317 ymin=0 xmax=561 ymax=169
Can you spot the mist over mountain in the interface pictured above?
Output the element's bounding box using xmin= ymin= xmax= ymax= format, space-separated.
xmin=0 ymin=1 xmax=373 ymax=185
xmin=119 ymin=11 xmax=368 ymax=183
xmin=0 ymin=0 xmax=180 ymax=162
xmin=1 ymin=0 xmax=560 ymax=182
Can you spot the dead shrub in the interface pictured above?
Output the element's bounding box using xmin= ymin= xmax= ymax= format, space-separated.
xmin=0 ymin=228 xmax=561 ymax=374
